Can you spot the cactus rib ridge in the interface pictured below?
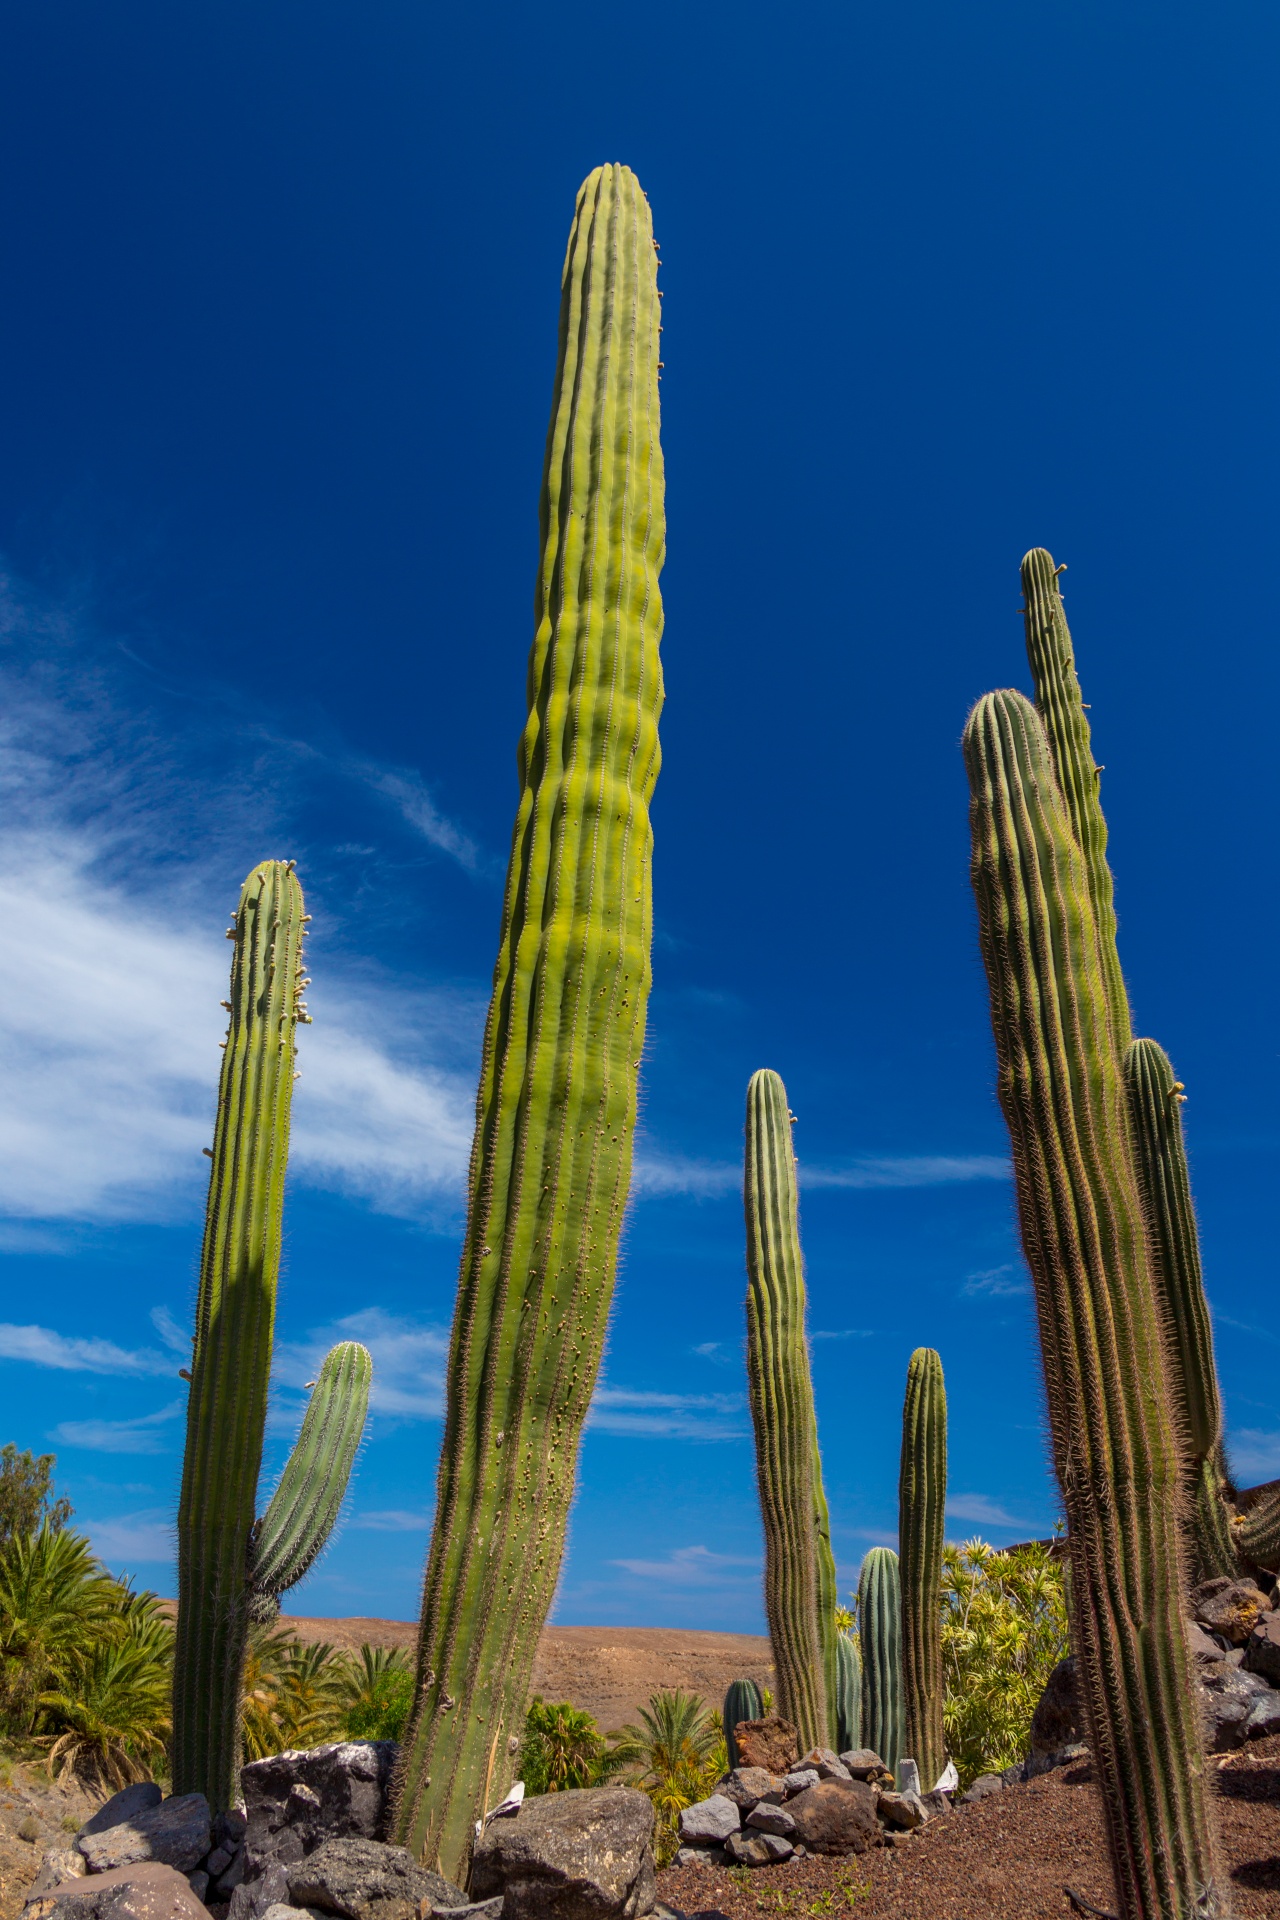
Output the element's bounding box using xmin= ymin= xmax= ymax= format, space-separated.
xmin=899 ymin=1347 xmax=946 ymax=1790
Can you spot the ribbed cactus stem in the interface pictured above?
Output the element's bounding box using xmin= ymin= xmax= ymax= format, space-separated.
xmin=835 ymin=1632 xmax=861 ymax=1753
xmin=249 ymin=1340 xmax=373 ymax=1605
xmin=392 ymin=164 xmax=664 ymax=1878
xmin=899 ymin=1348 xmax=946 ymax=1790
xmin=723 ymin=1678 xmax=764 ymax=1772
xmin=964 ymin=686 xmax=1223 ymax=1918
xmin=857 ymin=1547 xmax=902 ymax=1779
xmin=174 ymin=859 xmax=307 ymax=1808
xmin=1124 ymin=1038 xmax=1237 ymax=1582
xmin=744 ymin=1067 xmax=832 ymax=1753
xmin=1021 ymin=548 xmax=1130 ymax=1052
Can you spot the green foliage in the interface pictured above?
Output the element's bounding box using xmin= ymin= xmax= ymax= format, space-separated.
xmin=0 ymin=1525 xmax=123 ymax=1733
xmin=939 ymin=1538 xmax=1068 ymax=1788
xmin=0 ymin=1448 xmax=72 ymax=1548
xmin=335 ymin=1645 xmax=415 ymax=1743
xmin=521 ymin=1697 xmax=605 ymax=1794
xmin=604 ymin=1690 xmax=721 ymax=1865
xmin=42 ymin=1595 xmax=173 ymax=1790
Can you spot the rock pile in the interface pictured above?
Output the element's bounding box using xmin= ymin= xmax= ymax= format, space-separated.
xmin=674 ymin=1727 xmax=944 ymax=1871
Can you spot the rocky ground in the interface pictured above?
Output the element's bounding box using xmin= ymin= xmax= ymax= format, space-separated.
xmin=0 ymin=1758 xmax=102 ymax=1920
xmin=660 ymin=1740 xmax=1280 ymax=1920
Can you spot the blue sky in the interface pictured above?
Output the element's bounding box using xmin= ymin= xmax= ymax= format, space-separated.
xmin=0 ymin=0 xmax=1276 ymax=1632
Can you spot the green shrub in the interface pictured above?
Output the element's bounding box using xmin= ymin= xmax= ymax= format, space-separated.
xmin=940 ymin=1536 xmax=1068 ymax=1787
xmin=603 ymin=1690 xmax=723 ymax=1864
xmin=521 ymin=1697 xmax=604 ymax=1795
xmin=337 ymin=1646 xmax=415 ymax=1743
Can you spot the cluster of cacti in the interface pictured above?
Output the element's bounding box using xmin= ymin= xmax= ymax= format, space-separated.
xmin=173 ymin=860 xmax=372 ymax=1810
xmin=858 ymin=1547 xmax=903 ymax=1777
xmin=899 ymin=1348 xmax=946 ymax=1790
xmin=744 ymin=1066 xmax=839 ymax=1752
xmin=963 ymin=549 xmax=1224 ymax=1916
xmin=391 ymin=162 xmax=665 ymax=1879
xmin=723 ymin=1677 xmax=764 ymax=1770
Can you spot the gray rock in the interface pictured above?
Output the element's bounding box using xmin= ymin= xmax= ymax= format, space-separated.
xmin=783 ymin=1781 xmax=880 ymax=1856
xmin=836 ymin=1753 xmax=886 ymax=1782
xmin=443 ymin=1903 xmax=505 ymax=1920
xmin=261 ymin=1905 xmax=329 ymax=1920
xmin=1191 ymin=1577 xmax=1272 ymax=1646
xmin=470 ymin=1787 xmax=656 ymax=1920
xmin=1199 ymin=1659 xmax=1275 ymax=1751
xmin=755 ymin=1834 xmax=792 ymax=1864
xmin=213 ymin=1813 xmax=248 ymax=1853
xmin=797 ymin=1749 xmax=851 ymax=1783
xmin=671 ymin=1849 xmax=725 ymax=1871
xmin=780 ymin=1770 xmax=818 ymax=1798
xmin=957 ymin=1775 xmax=1004 ymax=1804
xmin=1245 ymin=1691 xmax=1280 ymax=1739
xmin=77 ymin=1797 xmax=212 ymax=1876
xmin=894 ymin=1760 xmax=920 ymax=1798
xmin=715 ymin=1770 xmax=780 ymax=1813
xmin=228 ymin=1862 xmax=292 ymax=1920
xmin=1188 ymin=1619 xmax=1223 ymax=1661
xmin=919 ymin=1790 xmax=952 ymax=1818
xmin=76 ymin=1791 xmax=164 ymax=1844
xmin=874 ymin=1793 xmax=922 ymax=1833
xmin=1244 ymin=1610 xmax=1280 ymax=1685
xmin=287 ymin=1839 xmax=467 ymax=1920
xmin=676 ymin=1798 xmax=739 ymax=1846
xmin=25 ymin=1849 xmax=88 ymax=1909
xmin=1029 ymin=1656 xmax=1080 ymax=1755
xmin=1021 ymin=1743 xmax=1089 ymax=1783
xmin=205 ymin=1850 xmax=232 ymax=1881
xmin=186 ymin=1874 xmax=208 ymax=1905
xmin=722 ymin=1833 xmax=772 ymax=1868
xmin=744 ymin=1806 xmax=793 ymax=1837
xmin=26 ymin=1862 xmax=213 ymax=1920
xmin=242 ymin=1745 xmax=398 ymax=1877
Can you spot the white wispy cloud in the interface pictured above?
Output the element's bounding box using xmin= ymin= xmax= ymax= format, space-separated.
xmin=349 ymin=1509 xmax=433 ymax=1532
xmin=274 ymin=1307 xmax=450 ymax=1422
xmin=352 ymin=762 xmax=483 ymax=873
xmin=610 ymin=1543 xmax=759 ymax=1584
xmin=51 ymin=1402 xmax=183 ymax=1455
xmin=630 ymin=1153 xmax=739 ymax=1198
xmin=588 ymin=1386 xmax=747 ymax=1441
xmin=150 ymin=1306 xmax=190 ymax=1354
xmin=0 ymin=1323 xmax=174 ymax=1376
xmin=630 ymin=1148 xmax=1010 ymax=1200
xmin=946 ymin=1493 xmax=1034 ymax=1529
xmin=962 ymin=1263 xmax=1030 ymax=1298
xmin=811 ymin=1328 xmax=875 ymax=1341
xmin=1228 ymin=1430 xmax=1280 ymax=1481
xmin=83 ymin=1509 xmax=174 ymax=1567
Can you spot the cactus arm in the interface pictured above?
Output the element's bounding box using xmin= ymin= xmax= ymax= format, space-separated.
xmin=1020 ymin=548 xmax=1130 ymax=1053
xmin=249 ymin=1341 xmax=372 ymax=1601
xmin=1236 ymin=1486 xmax=1280 ymax=1571
xmin=964 ymin=688 xmax=1222 ymax=1918
xmin=898 ymin=1348 xmax=947 ymax=1788
xmin=835 ymin=1631 xmax=861 ymax=1752
xmin=744 ymin=1068 xmax=830 ymax=1752
xmin=173 ymin=860 xmax=308 ymax=1808
xmin=392 ymin=164 xmax=664 ymax=1878
xmin=1124 ymin=1038 xmax=1237 ymax=1581
xmin=813 ymin=1457 xmax=840 ymax=1747
xmin=857 ymin=1548 xmax=903 ymax=1778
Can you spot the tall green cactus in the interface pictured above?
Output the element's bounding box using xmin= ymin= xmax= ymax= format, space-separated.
xmin=724 ymin=1678 xmax=764 ymax=1771
xmin=857 ymin=1547 xmax=903 ymax=1778
xmin=1124 ymin=1038 xmax=1237 ymax=1583
xmin=744 ymin=1067 xmax=836 ymax=1753
xmin=391 ymin=164 xmax=664 ymax=1877
xmin=898 ymin=1348 xmax=946 ymax=1790
xmin=835 ymin=1631 xmax=862 ymax=1753
xmin=174 ymin=861 xmax=372 ymax=1807
xmin=964 ymin=624 xmax=1224 ymax=1914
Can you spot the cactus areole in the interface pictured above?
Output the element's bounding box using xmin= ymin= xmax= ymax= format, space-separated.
xmin=392 ymin=163 xmax=664 ymax=1877
xmin=964 ymin=561 xmax=1225 ymax=1919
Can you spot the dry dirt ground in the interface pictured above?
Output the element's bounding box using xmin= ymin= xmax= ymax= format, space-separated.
xmin=277 ymin=1617 xmax=775 ymax=1732
xmin=660 ymin=1742 xmax=1280 ymax=1920
xmin=0 ymin=1757 xmax=102 ymax=1920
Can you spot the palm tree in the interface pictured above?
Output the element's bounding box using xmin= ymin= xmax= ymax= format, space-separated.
xmin=241 ymin=1631 xmax=347 ymax=1758
xmin=604 ymin=1690 xmax=722 ymax=1857
xmin=41 ymin=1604 xmax=172 ymax=1788
xmin=521 ymin=1697 xmax=604 ymax=1793
xmin=0 ymin=1526 xmax=121 ymax=1732
xmin=331 ymin=1645 xmax=415 ymax=1742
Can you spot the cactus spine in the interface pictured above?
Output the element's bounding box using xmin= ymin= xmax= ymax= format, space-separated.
xmin=174 ymin=861 xmax=371 ymax=1807
xmin=964 ymin=567 xmax=1224 ymax=1916
xmin=392 ymin=164 xmax=664 ymax=1877
xmin=744 ymin=1067 xmax=836 ymax=1752
xmin=1124 ymin=1038 xmax=1238 ymax=1583
xmin=723 ymin=1678 xmax=764 ymax=1771
xmin=835 ymin=1631 xmax=862 ymax=1753
xmin=857 ymin=1547 xmax=903 ymax=1778
xmin=898 ymin=1348 xmax=946 ymax=1790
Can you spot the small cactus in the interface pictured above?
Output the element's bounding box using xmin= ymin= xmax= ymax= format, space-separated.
xmin=899 ymin=1348 xmax=946 ymax=1789
xmin=723 ymin=1678 xmax=764 ymax=1771
xmin=835 ymin=1632 xmax=862 ymax=1753
xmin=858 ymin=1547 xmax=903 ymax=1778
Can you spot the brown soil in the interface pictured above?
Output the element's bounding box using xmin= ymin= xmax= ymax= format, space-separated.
xmin=275 ymin=1618 xmax=774 ymax=1734
xmin=660 ymin=1743 xmax=1280 ymax=1920
xmin=0 ymin=1755 xmax=102 ymax=1920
